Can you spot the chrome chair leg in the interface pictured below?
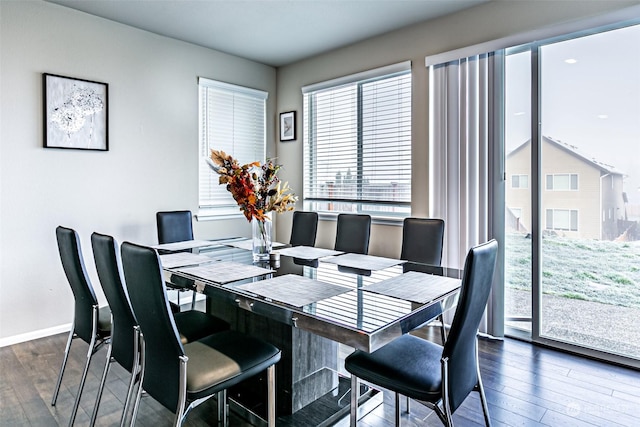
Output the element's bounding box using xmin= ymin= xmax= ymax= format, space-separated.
xmin=406 ymin=395 xmax=410 ymax=413
xmin=173 ymin=355 xmax=189 ymax=427
xmin=477 ymin=378 xmax=491 ymax=427
xmin=90 ymin=339 xmax=114 ymax=426
xmin=440 ymin=357 xmax=454 ymax=427
xmin=51 ymin=326 xmax=75 ymax=406
xmin=350 ymin=375 xmax=358 ymax=427
xmin=217 ymin=390 xmax=227 ymax=427
xmin=267 ymin=365 xmax=276 ymax=427
xmin=68 ymin=334 xmax=97 ymax=426
xmin=475 ymin=340 xmax=491 ymax=427
xmin=121 ymin=327 xmax=142 ymax=427
xmin=130 ymin=331 xmax=146 ymax=427
xmin=438 ymin=314 xmax=447 ymax=344
xmin=191 ymin=290 xmax=197 ymax=310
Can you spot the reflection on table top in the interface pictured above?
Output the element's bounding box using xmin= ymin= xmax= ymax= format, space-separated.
xmin=161 ymin=239 xmax=461 ymax=352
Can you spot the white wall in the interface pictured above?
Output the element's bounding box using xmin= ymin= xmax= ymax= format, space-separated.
xmin=0 ymin=0 xmax=276 ymax=343
xmin=2 ymin=0 xmax=638 ymax=345
xmin=274 ymin=0 xmax=640 ymax=258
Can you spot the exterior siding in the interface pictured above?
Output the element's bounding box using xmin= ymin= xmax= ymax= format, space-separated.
xmin=506 ymin=142 xmax=531 ymax=233
xmin=542 ymin=141 xmax=601 ymax=239
xmin=506 ymin=137 xmax=626 ymax=240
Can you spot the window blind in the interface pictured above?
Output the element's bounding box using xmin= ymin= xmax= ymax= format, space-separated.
xmin=302 ymin=63 xmax=412 ymax=217
xmin=198 ymin=78 xmax=267 ymax=216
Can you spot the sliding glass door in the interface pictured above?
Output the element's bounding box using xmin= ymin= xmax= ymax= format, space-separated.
xmin=504 ymin=23 xmax=640 ymax=365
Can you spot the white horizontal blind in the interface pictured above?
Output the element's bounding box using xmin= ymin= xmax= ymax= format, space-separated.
xmin=302 ymin=64 xmax=412 ymax=217
xmin=198 ymin=78 xmax=267 ymax=215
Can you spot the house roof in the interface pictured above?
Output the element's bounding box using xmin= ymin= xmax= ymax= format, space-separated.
xmin=508 ymin=136 xmax=624 ymax=176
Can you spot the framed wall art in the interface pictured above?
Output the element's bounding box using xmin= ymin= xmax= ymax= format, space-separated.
xmin=43 ymin=73 xmax=109 ymax=151
xmin=279 ymin=111 xmax=296 ymax=141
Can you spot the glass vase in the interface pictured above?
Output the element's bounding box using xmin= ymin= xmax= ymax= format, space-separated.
xmin=252 ymin=217 xmax=272 ymax=262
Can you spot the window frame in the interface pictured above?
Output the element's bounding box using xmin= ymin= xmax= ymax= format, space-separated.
xmin=545 ymin=208 xmax=579 ymax=231
xmin=511 ymin=174 xmax=529 ymax=189
xmin=301 ymin=62 xmax=412 ymax=219
xmin=196 ymin=78 xmax=268 ymax=220
xmin=546 ymin=173 xmax=579 ymax=191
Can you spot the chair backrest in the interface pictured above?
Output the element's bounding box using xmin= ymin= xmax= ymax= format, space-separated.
xmin=121 ymin=241 xmax=185 ymax=412
xmin=91 ymin=232 xmax=137 ymax=372
xmin=334 ymin=213 xmax=371 ymax=255
xmin=442 ymin=239 xmax=498 ymax=413
xmin=56 ymin=226 xmax=99 ymax=343
xmin=156 ymin=210 xmax=193 ymax=244
xmin=400 ymin=218 xmax=445 ymax=265
xmin=289 ymin=211 xmax=318 ymax=247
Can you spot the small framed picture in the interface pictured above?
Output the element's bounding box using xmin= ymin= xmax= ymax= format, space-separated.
xmin=279 ymin=111 xmax=296 ymax=141
xmin=43 ymin=73 xmax=109 ymax=151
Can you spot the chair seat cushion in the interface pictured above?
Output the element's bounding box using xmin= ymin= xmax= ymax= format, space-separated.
xmin=185 ymin=330 xmax=281 ymax=399
xmin=174 ymin=311 xmax=230 ymax=344
xmin=97 ymin=305 xmax=111 ymax=337
xmin=345 ymin=334 xmax=443 ymax=402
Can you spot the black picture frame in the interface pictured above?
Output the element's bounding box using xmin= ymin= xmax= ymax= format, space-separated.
xmin=43 ymin=73 xmax=109 ymax=151
xmin=279 ymin=111 xmax=296 ymax=141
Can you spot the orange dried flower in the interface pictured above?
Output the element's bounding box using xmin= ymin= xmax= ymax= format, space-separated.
xmin=207 ymin=149 xmax=297 ymax=222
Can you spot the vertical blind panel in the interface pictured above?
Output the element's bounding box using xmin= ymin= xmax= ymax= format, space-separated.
xmin=428 ymin=55 xmax=494 ymax=335
xmin=429 ymin=55 xmax=491 ymax=267
xmin=303 ymin=72 xmax=411 ymax=214
xmin=199 ymin=83 xmax=266 ymax=209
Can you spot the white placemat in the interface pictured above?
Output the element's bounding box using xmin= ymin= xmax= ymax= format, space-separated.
xmin=236 ymin=274 xmax=350 ymax=307
xmin=160 ymin=252 xmax=213 ymax=269
xmin=152 ymin=239 xmax=216 ymax=252
xmin=364 ymin=271 xmax=460 ymax=304
xmin=277 ymin=246 xmax=343 ymax=260
xmin=176 ymin=261 xmax=273 ymax=284
xmin=323 ymin=253 xmax=405 ymax=271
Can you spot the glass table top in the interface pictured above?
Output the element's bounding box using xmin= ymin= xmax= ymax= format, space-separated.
xmin=162 ymin=240 xmax=461 ymax=352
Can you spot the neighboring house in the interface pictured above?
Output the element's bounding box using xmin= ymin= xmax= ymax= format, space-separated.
xmin=507 ymin=136 xmax=626 ymax=240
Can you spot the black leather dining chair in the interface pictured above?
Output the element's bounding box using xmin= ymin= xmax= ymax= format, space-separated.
xmin=156 ymin=210 xmax=197 ymax=309
xmin=334 ymin=213 xmax=371 ymax=255
xmin=51 ymin=226 xmax=111 ymax=427
xmin=89 ymin=233 xmax=230 ymax=426
xmin=345 ymin=239 xmax=498 ymax=427
xmin=121 ymin=241 xmax=281 ymax=427
xmin=401 ymin=218 xmax=445 ymax=265
xmin=157 ymin=210 xmax=194 ymax=244
xmin=289 ymin=210 xmax=318 ymax=247
xmin=401 ymin=217 xmax=447 ymax=344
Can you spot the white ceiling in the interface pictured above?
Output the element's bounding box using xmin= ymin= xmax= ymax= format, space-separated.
xmin=45 ymin=0 xmax=487 ymax=67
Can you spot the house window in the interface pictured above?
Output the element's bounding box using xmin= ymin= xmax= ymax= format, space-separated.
xmin=511 ymin=174 xmax=529 ymax=189
xmin=302 ymin=62 xmax=412 ymax=217
xmin=546 ymin=173 xmax=578 ymax=191
xmin=198 ymin=78 xmax=267 ymax=217
xmin=546 ymin=209 xmax=578 ymax=231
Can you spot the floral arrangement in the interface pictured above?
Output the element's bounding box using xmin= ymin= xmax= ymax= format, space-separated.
xmin=208 ymin=149 xmax=297 ymax=222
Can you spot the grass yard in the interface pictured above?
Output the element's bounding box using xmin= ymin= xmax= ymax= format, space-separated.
xmin=505 ymin=232 xmax=640 ymax=308
xmin=505 ymin=232 xmax=640 ymax=358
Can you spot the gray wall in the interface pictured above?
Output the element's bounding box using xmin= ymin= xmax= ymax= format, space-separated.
xmin=274 ymin=0 xmax=639 ymax=257
xmin=0 ymin=0 xmax=276 ymax=343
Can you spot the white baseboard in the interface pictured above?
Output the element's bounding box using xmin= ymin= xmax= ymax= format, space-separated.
xmin=0 ymin=323 xmax=72 ymax=348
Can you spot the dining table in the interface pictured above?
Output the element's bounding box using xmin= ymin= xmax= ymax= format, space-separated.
xmin=155 ymin=237 xmax=461 ymax=426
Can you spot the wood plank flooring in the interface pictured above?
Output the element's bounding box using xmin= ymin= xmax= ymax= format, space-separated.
xmin=1 ymin=331 xmax=638 ymax=426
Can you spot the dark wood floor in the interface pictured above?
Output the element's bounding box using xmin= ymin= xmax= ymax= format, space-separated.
xmin=1 ymin=330 xmax=639 ymax=426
